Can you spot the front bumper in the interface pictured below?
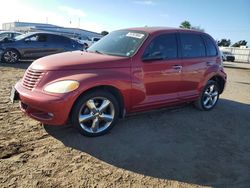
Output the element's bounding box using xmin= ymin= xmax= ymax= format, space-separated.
xmin=15 ymin=80 xmax=75 ymax=125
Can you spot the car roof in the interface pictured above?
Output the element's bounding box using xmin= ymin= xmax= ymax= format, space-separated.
xmin=26 ymin=31 xmax=65 ymax=36
xmin=123 ymin=26 xmax=204 ymax=35
xmin=0 ymin=31 xmax=22 ymax=34
xmin=21 ymin=32 xmax=73 ymax=39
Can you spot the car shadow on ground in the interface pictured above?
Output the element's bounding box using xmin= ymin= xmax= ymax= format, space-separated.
xmin=45 ymin=99 xmax=250 ymax=187
xmin=0 ymin=61 xmax=31 ymax=69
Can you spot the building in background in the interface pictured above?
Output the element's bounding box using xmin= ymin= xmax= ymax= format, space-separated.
xmin=2 ymin=22 xmax=102 ymax=40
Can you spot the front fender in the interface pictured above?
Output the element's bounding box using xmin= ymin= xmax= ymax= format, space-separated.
xmin=37 ymin=68 xmax=132 ymax=112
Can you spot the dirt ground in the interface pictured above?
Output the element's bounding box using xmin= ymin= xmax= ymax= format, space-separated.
xmin=0 ymin=63 xmax=250 ymax=188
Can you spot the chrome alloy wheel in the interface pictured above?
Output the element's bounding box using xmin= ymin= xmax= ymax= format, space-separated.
xmin=3 ymin=50 xmax=18 ymax=63
xmin=78 ymin=97 xmax=115 ymax=133
xmin=203 ymin=84 xmax=219 ymax=109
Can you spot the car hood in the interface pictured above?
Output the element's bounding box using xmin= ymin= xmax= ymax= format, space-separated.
xmin=30 ymin=51 xmax=131 ymax=71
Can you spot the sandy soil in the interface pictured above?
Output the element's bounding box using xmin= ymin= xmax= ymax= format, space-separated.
xmin=0 ymin=63 xmax=250 ymax=188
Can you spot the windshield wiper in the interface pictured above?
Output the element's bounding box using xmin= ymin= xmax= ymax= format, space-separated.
xmin=94 ymin=50 xmax=104 ymax=55
xmin=86 ymin=50 xmax=105 ymax=55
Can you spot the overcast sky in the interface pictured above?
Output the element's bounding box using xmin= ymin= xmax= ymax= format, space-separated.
xmin=1 ymin=0 xmax=249 ymax=43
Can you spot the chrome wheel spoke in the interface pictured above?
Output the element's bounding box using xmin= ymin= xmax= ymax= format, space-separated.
xmin=204 ymin=97 xmax=210 ymax=105
xmin=86 ymin=99 xmax=97 ymax=112
xmin=98 ymin=99 xmax=110 ymax=113
xmin=100 ymin=113 xmax=113 ymax=122
xmin=209 ymin=85 xmax=214 ymax=93
xmin=79 ymin=113 xmax=94 ymax=123
xmin=204 ymin=91 xmax=210 ymax=97
xmin=211 ymin=91 xmax=218 ymax=97
xmin=91 ymin=118 xmax=100 ymax=132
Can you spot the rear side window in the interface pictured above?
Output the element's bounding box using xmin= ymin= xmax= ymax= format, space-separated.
xmin=203 ymin=35 xmax=217 ymax=56
xmin=37 ymin=34 xmax=47 ymax=42
xmin=50 ymin=35 xmax=72 ymax=44
xmin=180 ymin=33 xmax=206 ymax=58
xmin=143 ymin=33 xmax=178 ymax=59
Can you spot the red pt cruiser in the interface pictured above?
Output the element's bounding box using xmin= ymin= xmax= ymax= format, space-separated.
xmin=13 ymin=27 xmax=227 ymax=137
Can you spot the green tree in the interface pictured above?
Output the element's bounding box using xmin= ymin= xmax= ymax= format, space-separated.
xmin=217 ymin=39 xmax=231 ymax=47
xmin=232 ymin=40 xmax=247 ymax=47
xmin=101 ymin=31 xmax=109 ymax=36
xmin=180 ymin=21 xmax=191 ymax=29
xmin=180 ymin=21 xmax=205 ymax=32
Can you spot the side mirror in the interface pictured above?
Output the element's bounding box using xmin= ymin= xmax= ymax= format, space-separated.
xmin=142 ymin=51 xmax=164 ymax=62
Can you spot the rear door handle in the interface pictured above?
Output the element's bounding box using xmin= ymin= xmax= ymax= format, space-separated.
xmin=172 ymin=65 xmax=182 ymax=70
xmin=206 ymin=62 xmax=213 ymax=66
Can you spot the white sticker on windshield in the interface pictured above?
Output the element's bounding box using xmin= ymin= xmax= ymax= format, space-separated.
xmin=126 ymin=32 xmax=144 ymax=39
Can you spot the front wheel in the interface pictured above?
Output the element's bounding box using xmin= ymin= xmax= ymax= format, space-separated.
xmin=1 ymin=49 xmax=20 ymax=63
xmin=71 ymin=90 xmax=119 ymax=137
xmin=194 ymin=80 xmax=220 ymax=111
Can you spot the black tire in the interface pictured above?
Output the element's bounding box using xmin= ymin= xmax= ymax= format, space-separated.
xmin=1 ymin=49 xmax=20 ymax=63
xmin=194 ymin=80 xmax=220 ymax=111
xmin=71 ymin=90 xmax=119 ymax=137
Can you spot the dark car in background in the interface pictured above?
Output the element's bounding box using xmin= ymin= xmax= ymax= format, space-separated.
xmin=0 ymin=31 xmax=22 ymax=41
xmin=221 ymin=51 xmax=235 ymax=62
xmin=0 ymin=32 xmax=83 ymax=63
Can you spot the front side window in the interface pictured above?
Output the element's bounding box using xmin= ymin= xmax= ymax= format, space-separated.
xmin=24 ymin=34 xmax=47 ymax=42
xmin=87 ymin=30 xmax=147 ymax=57
xmin=26 ymin=35 xmax=38 ymax=42
xmin=180 ymin=33 xmax=206 ymax=58
xmin=143 ymin=33 xmax=178 ymax=60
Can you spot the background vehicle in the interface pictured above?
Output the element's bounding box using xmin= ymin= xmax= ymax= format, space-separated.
xmin=0 ymin=32 xmax=83 ymax=63
xmin=13 ymin=27 xmax=227 ymax=137
xmin=77 ymin=36 xmax=102 ymax=49
xmin=221 ymin=51 xmax=235 ymax=62
xmin=0 ymin=31 xmax=22 ymax=41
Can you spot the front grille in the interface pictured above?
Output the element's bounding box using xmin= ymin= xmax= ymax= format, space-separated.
xmin=22 ymin=68 xmax=44 ymax=90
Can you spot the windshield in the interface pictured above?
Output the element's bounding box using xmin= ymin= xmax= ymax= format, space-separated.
xmin=87 ymin=30 xmax=147 ymax=57
xmin=14 ymin=33 xmax=34 ymax=41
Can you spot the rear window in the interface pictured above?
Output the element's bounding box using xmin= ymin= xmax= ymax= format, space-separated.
xmin=203 ymin=35 xmax=217 ymax=56
xmin=180 ymin=33 xmax=206 ymax=58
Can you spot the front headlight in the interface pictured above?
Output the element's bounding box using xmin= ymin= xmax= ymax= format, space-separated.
xmin=44 ymin=80 xmax=79 ymax=94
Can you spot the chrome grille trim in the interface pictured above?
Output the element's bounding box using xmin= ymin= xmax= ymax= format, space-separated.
xmin=22 ymin=68 xmax=44 ymax=90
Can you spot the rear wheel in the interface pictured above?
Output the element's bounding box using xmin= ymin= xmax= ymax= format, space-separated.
xmin=1 ymin=49 xmax=20 ymax=63
xmin=71 ymin=90 xmax=119 ymax=137
xmin=194 ymin=80 xmax=219 ymax=110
